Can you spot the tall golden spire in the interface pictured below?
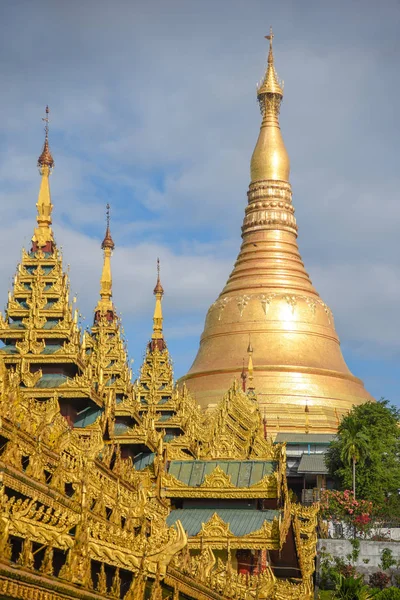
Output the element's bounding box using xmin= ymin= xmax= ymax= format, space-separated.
xmin=96 ymin=204 xmax=115 ymax=317
xmin=152 ymin=258 xmax=164 ymax=341
xmin=32 ymin=106 xmax=55 ymax=250
xmin=183 ymin=32 xmax=373 ymax=433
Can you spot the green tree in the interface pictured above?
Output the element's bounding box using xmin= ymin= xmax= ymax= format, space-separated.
xmin=326 ymin=401 xmax=400 ymax=505
xmin=339 ymin=417 xmax=369 ymax=498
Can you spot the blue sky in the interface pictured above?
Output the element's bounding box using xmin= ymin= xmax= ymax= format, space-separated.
xmin=0 ymin=0 xmax=399 ymax=403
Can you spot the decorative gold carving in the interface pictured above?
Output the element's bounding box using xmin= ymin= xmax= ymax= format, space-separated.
xmin=201 ymin=466 xmax=235 ymax=489
xmin=198 ymin=513 xmax=233 ymax=539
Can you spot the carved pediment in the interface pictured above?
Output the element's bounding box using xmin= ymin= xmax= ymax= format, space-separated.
xmin=199 ymin=513 xmax=233 ymax=538
xmin=200 ymin=465 xmax=235 ymax=489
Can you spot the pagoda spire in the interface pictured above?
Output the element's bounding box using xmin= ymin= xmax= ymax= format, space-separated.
xmin=152 ymin=258 xmax=164 ymax=343
xmin=250 ymin=27 xmax=289 ymax=184
xmin=183 ymin=32 xmax=373 ymax=431
xmin=32 ymin=106 xmax=55 ymax=251
xmin=95 ymin=204 xmax=115 ymax=318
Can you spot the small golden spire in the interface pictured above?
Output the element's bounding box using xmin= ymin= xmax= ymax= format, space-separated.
xmin=258 ymin=27 xmax=284 ymax=97
xmin=247 ymin=338 xmax=254 ymax=391
xmin=241 ymin=358 xmax=247 ymax=392
xmin=96 ymin=204 xmax=114 ymax=316
xmin=32 ymin=106 xmax=54 ymax=250
xmin=305 ymin=400 xmax=310 ymax=434
xmin=250 ymin=28 xmax=290 ymax=183
xmin=152 ymin=258 xmax=164 ymax=340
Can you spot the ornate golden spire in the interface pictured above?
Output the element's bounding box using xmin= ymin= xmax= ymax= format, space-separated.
xmin=183 ymin=33 xmax=373 ymax=433
xmin=32 ymin=106 xmax=54 ymax=250
xmin=250 ymin=28 xmax=290 ymax=183
xmin=96 ymin=204 xmax=114 ymax=316
xmin=152 ymin=258 xmax=164 ymax=341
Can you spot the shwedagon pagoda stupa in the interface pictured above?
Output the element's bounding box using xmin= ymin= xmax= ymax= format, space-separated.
xmin=182 ymin=30 xmax=373 ymax=433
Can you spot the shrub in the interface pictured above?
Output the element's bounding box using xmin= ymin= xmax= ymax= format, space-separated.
xmin=369 ymin=571 xmax=390 ymax=590
xmin=380 ymin=548 xmax=396 ymax=571
xmin=375 ymin=589 xmax=400 ymax=600
xmin=332 ymin=573 xmax=374 ymax=599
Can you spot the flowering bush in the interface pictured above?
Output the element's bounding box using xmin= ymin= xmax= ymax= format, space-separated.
xmin=320 ymin=489 xmax=374 ymax=536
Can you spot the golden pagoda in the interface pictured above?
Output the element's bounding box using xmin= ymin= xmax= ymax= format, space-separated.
xmin=183 ymin=30 xmax=373 ymax=433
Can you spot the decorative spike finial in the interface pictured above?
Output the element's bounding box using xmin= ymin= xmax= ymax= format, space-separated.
xmin=37 ymin=105 xmax=54 ymax=170
xmin=241 ymin=358 xmax=247 ymax=392
xmin=101 ymin=203 xmax=115 ymax=250
xmin=95 ymin=205 xmax=114 ymax=317
xmin=153 ymin=257 xmax=164 ymax=295
xmin=247 ymin=338 xmax=254 ymax=392
xmin=257 ymin=28 xmax=283 ymax=101
xmin=32 ymin=106 xmax=54 ymax=250
xmin=305 ymin=400 xmax=310 ymax=434
xmin=265 ymin=26 xmax=274 ymax=52
xmin=152 ymin=258 xmax=165 ymax=342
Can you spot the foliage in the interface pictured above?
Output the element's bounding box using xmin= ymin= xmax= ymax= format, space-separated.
xmin=319 ymin=592 xmax=334 ymax=600
xmin=375 ymin=589 xmax=400 ymax=600
xmin=319 ymin=545 xmax=359 ymax=590
xmin=339 ymin=418 xmax=370 ymax=496
xmin=380 ymin=549 xmax=396 ymax=571
xmin=321 ymin=489 xmax=374 ymax=536
xmin=332 ymin=573 xmax=374 ymax=599
xmin=369 ymin=572 xmax=390 ymax=590
xmin=326 ymin=401 xmax=400 ymax=504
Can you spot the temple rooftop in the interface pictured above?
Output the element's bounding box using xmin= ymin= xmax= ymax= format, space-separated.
xmin=167 ymin=508 xmax=280 ymax=537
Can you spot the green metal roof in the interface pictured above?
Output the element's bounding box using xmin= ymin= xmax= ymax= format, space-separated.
xmin=166 ymin=508 xmax=279 ymax=536
xmin=274 ymin=433 xmax=335 ymax=445
xmin=0 ymin=346 xmax=19 ymax=353
xmin=74 ymin=406 xmax=103 ymax=428
xmin=36 ymin=373 xmax=68 ymax=387
xmin=168 ymin=460 xmax=277 ymax=488
xmin=297 ymin=454 xmax=329 ymax=474
xmin=133 ymin=452 xmax=155 ymax=470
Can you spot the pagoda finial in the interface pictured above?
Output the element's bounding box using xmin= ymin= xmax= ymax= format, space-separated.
xmin=250 ymin=28 xmax=289 ymax=183
xmin=37 ymin=106 xmax=54 ymax=170
xmin=102 ymin=203 xmax=115 ymax=250
xmin=152 ymin=258 xmax=164 ymax=341
xmin=32 ymin=106 xmax=54 ymax=250
xmin=153 ymin=257 xmax=164 ymax=295
xmin=266 ymin=25 xmax=274 ymax=51
xmin=96 ymin=204 xmax=114 ymax=317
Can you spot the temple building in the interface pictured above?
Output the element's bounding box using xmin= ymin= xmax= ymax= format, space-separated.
xmin=0 ymin=33 xmax=360 ymax=600
xmin=182 ymin=30 xmax=373 ymax=434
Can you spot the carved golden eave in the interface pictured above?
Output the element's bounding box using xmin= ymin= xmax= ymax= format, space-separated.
xmin=162 ymin=465 xmax=279 ymax=499
xmin=188 ymin=512 xmax=281 ymax=551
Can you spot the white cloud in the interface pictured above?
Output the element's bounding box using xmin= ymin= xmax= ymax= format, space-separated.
xmin=0 ymin=0 xmax=399 ymax=400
